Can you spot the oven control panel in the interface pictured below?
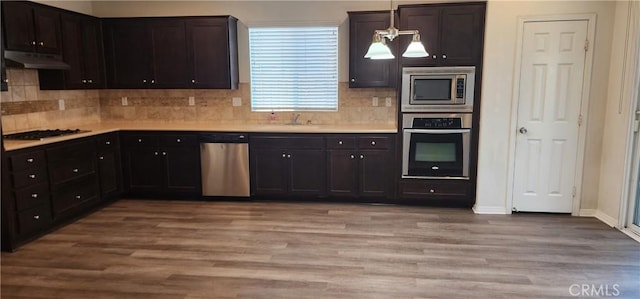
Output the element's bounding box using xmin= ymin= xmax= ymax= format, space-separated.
xmin=412 ymin=118 xmax=462 ymax=129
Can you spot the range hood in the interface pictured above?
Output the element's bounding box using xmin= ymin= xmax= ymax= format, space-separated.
xmin=4 ymin=50 xmax=70 ymax=70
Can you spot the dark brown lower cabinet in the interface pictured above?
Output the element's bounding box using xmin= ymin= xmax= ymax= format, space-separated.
xmin=121 ymin=132 xmax=201 ymax=197
xmin=399 ymin=179 xmax=471 ymax=206
xmin=326 ymin=135 xmax=396 ymax=199
xmin=250 ymin=135 xmax=326 ymax=197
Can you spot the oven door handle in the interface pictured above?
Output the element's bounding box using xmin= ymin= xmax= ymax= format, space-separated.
xmin=404 ymin=129 xmax=470 ymax=134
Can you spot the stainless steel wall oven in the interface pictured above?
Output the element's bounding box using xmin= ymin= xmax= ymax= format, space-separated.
xmin=402 ymin=113 xmax=472 ymax=180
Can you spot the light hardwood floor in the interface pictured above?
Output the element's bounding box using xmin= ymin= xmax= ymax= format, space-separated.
xmin=2 ymin=199 xmax=639 ymax=299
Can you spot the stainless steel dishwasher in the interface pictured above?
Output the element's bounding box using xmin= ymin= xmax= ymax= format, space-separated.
xmin=200 ymin=133 xmax=250 ymax=197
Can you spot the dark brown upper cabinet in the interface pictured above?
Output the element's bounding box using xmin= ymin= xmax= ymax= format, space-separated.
xmin=348 ymin=11 xmax=397 ymax=88
xmin=103 ymin=16 xmax=238 ymax=89
xmin=398 ymin=2 xmax=486 ymax=67
xmin=1 ymin=1 xmax=62 ymax=55
xmin=57 ymin=13 xmax=105 ymax=89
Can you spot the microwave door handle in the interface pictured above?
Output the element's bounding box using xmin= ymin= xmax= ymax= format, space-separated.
xmin=404 ymin=129 xmax=470 ymax=134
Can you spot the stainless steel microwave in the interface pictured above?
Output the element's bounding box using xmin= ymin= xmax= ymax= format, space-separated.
xmin=401 ymin=66 xmax=475 ymax=112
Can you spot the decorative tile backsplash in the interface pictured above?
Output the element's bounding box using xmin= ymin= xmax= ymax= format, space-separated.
xmin=0 ymin=69 xmax=397 ymax=132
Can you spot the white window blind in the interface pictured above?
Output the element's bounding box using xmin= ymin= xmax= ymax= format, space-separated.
xmin=249 ymin=27 xmax=338 ymax=111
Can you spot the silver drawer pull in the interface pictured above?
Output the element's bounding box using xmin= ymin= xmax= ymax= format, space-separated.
xmin=138 ymin=138 xmax=143 ymax=143
xmin=429 ymin=189 xmax=435 ymax=193
xmin=99 ymin=156 xmax=104 ymax=160
xmin=360 ymin=155 xmax=364 ymax=159
xmin=39 ymin=41 xmax=44 ymax=46
xmin=28 ymin=174 xmax=36 ymax=179
xmin=33 ymin=215 xmax=40 ymax=220
xmin=371 ymin=141 xmax=376 ymax=146
xmin=287 ymin=154 xmax=291 ymax=158
xmin=31 ymin=41 xmax=36 ymax=45
xmin=26 ymin=158 xmax=34 ymax=163
xmin=350 ymin=155 xmax=355 ymax=159
xmin=82 ymin=79 xmax=87 ymax=83
xmin=282 ymin=153 xmax=286 ymax=158
xmin=176 ymin=139 xmax=181 ymax=143
xmin=105 ymin=141 xmax=111 ymax=145
xmin=431 ymin=166 xmax=439 ymax=170
xmin=162 ymin=152 xmax=167 ymax=156
xmin=338 ymin=140 xmax=343 ymax=145
xmin=88 ymin=79 xmax=93 ymax=83
xmin=73 ymin=168 xmax=79 ymax=173
xmin=154 ymin=152 xmax=159 ymax=156
xmin=31 ymin=193 xmax=38 ymax=198
xmin=75 ymin=195 xmax=81 ymax=199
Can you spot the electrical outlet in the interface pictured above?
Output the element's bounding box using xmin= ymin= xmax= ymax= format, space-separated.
xmin=232 ymin=97 xmax=242 ymax=107
xmin=58 ymin=99 xmax=65 ymax=111
xmin=385 ymin=97 xmax=392 ymax=107
xmin=188 ymin=96 xmax=195 ymax=106
xmin=121 ymin=97 xmax=128 ymax=106
xmin=372 ymin=97 xmax=379 ymax=107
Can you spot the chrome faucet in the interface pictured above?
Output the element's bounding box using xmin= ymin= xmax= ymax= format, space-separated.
xmin=290 ymin=113 xmax=301 ymax=125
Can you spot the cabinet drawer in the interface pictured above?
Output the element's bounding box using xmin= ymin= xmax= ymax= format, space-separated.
xmin=251 ymin=136 xmax=324 ymax=149
xmin=95 ymin=132 xmax=119 ymax=150
xmin=122 ymin=134 xmax=160 ymax=147
xmin=161 ymin=134 xmax=197 ymax=147
xmin=47 ymin=140 xmax=94 ymax=162
xmin=358 ymin=137 xmax=390 ymax=149
xmin=18 ymin=204 xmax=52 ymax=236
xmin=15 ymin=182 xmax=50 ymax=211
xmin=9 ymin=151 xmax=46 ymax=171
xmin=51 ymin=176 xmax=99 ymax=215
xmin=49 ymin=157 xmax=96 ymax=185
xmin=12 ymin=167 xmax=48 ymax=189
xmin=326 ymin=137 xmax=356 ymax=149
xmin=400 ymin=179 xmax=469 ymax=198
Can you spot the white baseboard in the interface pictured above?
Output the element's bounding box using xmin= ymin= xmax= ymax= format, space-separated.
xmin=620 ymin=228 xmax=640 ymax=243
xmin=472 ymin=205 xmax=510 ymax=214
xmin=595 ymin=210 xmax=618 ymax=227
xmin=579 ymin=209 xmax=597 ymax=217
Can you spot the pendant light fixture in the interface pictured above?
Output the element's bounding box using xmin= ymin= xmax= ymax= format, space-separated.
xmin=364 ymin=0 xmax=429 ymax=59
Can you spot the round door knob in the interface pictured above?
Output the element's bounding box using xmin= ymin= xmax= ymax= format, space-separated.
xmin=519 ymin=127 xmax=528 ymax=134
xmin=31 ymin=193 xmax=38 ymax=198
xmin=350 ymin=78 xmax=356 ymax=82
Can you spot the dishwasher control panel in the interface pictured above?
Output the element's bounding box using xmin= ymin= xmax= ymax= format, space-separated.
xmin=199 ymin=133 xmax=248 ymax=143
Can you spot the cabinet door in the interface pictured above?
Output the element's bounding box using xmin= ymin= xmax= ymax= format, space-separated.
xmin=104 ymin=19 xmax=152 ymax=88
xmin=251 ymin=148 xmax=288 ymax=195
xmin=164 ymin=146 xmax=200 ymax=194
xmin=97 ymin=149 xmax=121 ymax=199
xmin=348 ymin=12 xmax=397 ymax=88
xmin=2 ymin=1 xmax=36 ymax=52
xmin=289 ymin=149 xmax=326 ymax=196
xmin=123 ymin=147 xmax=163 ymax=192
xmin=398 ymin=6 xmax=440 ymax=67
xmin=60 ymin=14 xmax=86 ymax=88
xmin=1 ymin=29 xmax=7 ymax=91
xmin=439 ymin=5 xmax=485 ymax=66
xmin=327 ymin=150 xmax=358 ymax=197
xmin=82 ymin=17 xmax=105 ymax=88
xmin=151 ymin=19 xmax=189 ymax=88
xmin=359 ymin=150 xmax=391 ymax=198
xmin=186 ymin=18 xmax=236 ymax=89
xmin=32 ymin=6 xmax=61 ymax=54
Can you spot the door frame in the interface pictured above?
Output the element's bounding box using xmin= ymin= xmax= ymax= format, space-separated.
xmin=506 ymin=14 xmax=597 ymax=215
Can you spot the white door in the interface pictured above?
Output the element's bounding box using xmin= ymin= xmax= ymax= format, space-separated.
xmin=512 ymin=20 xmax=588 ymax=213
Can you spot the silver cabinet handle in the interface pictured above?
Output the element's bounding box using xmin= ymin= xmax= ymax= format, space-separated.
xmin=33 ymin=215 xmax=40 ymax=220
xmin=31 ymin=193 xmax=38 ymax=198
xmin=28 ymin=174 xmax=36 ymax=179
xmin=26 ymin=158 xmax=34 ymax=163
xmin=154 ymin=152 xmax=159 ymax=156
xmin=360 ymin=155 xmax=364 ymax=159
xmin=519 ymin=127 xmax=528 ymax=134
xmin=82 ymin=79 xmax=87 ymax=83
xmin=176 ymin=138 xmax=181 ymax=143
xmin=282 ymin=153 xmax=286 ymax=158
xmin=350 ymin=78 xmax=355 ymax=82
xmin=143 ymin=79 xmax=147 ymax=83
xmin=191 ymin=79 xmax=196 ymax=83
xmin=72 ymin=168 xmax=79 ymax=173
xmin=39 ymin=42 xmax=44 ymax=46
xmin=151 ymin=80 xmax=155 ymax=84
xmin=31 ymin=41 xmax=36 ymax=45
xmin=350 ymin=155 xmax=355 ymax=159
xmin=371 ymin=141 xmax=376 ymax=146
xmin=442 ymin=54 xmax=447 ymax=59
xmin=432 ymin=55 xmax=437 ymax=59
xmin=138 ymin=138 xmax=143 ymax=143
xmin=287 ymin=154 xmax=291 ymax=158
xmin=88 ymin=79 xmax=93 ymax=83
xmin=75 ymin=195 xmax=81 ymax=199
xmin=338 ymin=140 xmax=343 ymax=145
xmin=105 ymin=141 xmax=111 ymax=145
xmin=429 ymin=189 xmax=435 ymax=193
xmin=162 ymin=152 xmax=167 ymax=156
xmin=99 ymin=156 xmax=104 ymax=160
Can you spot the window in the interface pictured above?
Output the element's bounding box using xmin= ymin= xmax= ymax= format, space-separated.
xmin=249 ymin=27 xmax=338 ymax=111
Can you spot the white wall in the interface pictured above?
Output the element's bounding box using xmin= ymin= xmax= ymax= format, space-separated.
xmin=32 ymin=0 xmax=93 ymax=15
xmin=474 ymin=0 xmax=616 ymax=214
xmin=597 ymin=0 xmax=640 ymax=226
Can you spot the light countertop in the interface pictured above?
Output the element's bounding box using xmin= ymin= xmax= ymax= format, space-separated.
xmin=3 ymin=121 xmax=398 ymax=151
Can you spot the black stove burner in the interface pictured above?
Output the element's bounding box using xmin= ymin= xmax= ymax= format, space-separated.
xmin=3 ymin=129 xmax=87 ymax=140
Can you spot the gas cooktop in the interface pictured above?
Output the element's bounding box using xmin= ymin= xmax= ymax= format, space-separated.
xmin=3 ymin=129 xmax=88 ymax=140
